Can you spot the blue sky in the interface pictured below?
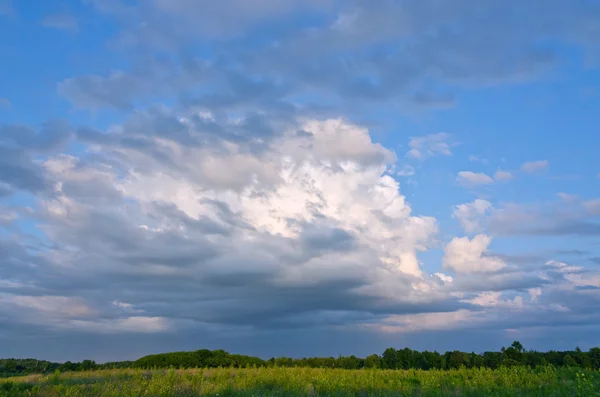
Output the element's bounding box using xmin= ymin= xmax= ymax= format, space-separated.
xmin=1 ymin=0 xmax=600 ymax=362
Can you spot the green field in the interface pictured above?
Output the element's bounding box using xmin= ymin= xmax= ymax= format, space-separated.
xmin=1 ymin=366 xmax=599 ymax=397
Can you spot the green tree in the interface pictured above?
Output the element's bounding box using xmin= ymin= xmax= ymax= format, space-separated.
xmin=364 ymin=354 xmax=381 ymax=369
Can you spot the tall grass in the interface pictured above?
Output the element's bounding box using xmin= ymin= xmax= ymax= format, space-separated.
xmin=1 ymin=365 xmax=599 ymax=396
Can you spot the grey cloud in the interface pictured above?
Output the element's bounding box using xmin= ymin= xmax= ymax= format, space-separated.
xmin=488 ymin=201 xmax=600 ymax=236
xmin=0 ymin=147 xmax=49 ymax=193
xmin=4 ymin=0 xmax=600 ymax=359
xmin=58 ymin=54 xmax=214 ymax=110
xmin=299 ymin=225 xmax=356 ymax=253
xmin=64 ymin=0 xmax=600 ymax=114
xmin=454 ymin=271 xmax=550 ymax=293
xmin=0 ymin=140 xmax=458 ymax=336
xmin=86 ymin=0 xmax=332 ymax=41
xmin=0 ymin=120 xmax=72 ymax=152
xmin=0 ymin=184 xmax=12 ymax=197
xmin=492 ymin=252 xmax=547 ymax=266
xmin=58 ymin=72 xmax=153 ymax=110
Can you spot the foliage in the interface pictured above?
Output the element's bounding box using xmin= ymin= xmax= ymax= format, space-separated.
xmin=3 ymin=341 xmax=600 ymax=378
xmin=1 ymin=365 xmax=599 ymax=396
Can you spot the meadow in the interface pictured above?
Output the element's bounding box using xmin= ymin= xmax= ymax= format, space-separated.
xmin=1 ymin=365 xmax=600 ymax=397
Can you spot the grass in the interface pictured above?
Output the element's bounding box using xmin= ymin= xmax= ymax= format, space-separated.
xmin=1 ymin=366 xmax=599 ymax=396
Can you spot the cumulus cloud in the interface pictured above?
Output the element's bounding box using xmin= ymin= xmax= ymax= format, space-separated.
xmin=452 ymin=199 xmax=492 ymax=234
xmin=443 ymin=234 xmax=506 ymax=273
xmin=1 ymin=116 xmax=457 ymax=338
xmin=465 ymin=291 xmax=524 ymax=309
xmin=521 ymin=160 xmax=549 ymax=173
xmin=456 ymin=171 xmax=494 ymax=187
xmin=4 ymin=0 xmax=600 ymax=358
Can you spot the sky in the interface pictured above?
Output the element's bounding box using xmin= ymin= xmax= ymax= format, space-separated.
xmin=1 ymin=0 xmax=600 ymax=363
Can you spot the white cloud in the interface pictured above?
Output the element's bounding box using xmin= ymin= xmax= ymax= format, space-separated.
xmin=69 ymin=317 xmax=171 ymax=333
xmin=546 ymin=260 xmax=584 ymax=274
xmin=396 ymin=165 xmax=415 ymax=177
xmin=0 ymin=295 xmax=96 ymax=326
xmin=521 ymin=160 xmax=549 ymax=173
xmin=432 ymin=272 xmax=453 ymax=284
xmin=406 ymin=133 xmax=452 ymax=159
xmin=29 ymin=116 xmax=444 ymax=336
xmin=528 ymin=287 xmax=542 ymax=301
xmin=494 ymin=170 xmax=513 ymax=181
xmin=456 ymin=171 xmax=494 ymax=187
xmin=443 ymin=234 xmax=506 ymax=273
xmin=452 ymin=199 xmax=492 ymax=234
xmin=469 ymin=155 xmax=488 ymax=165
xmin=366 ymin=309 xmax=480 ymax=333
xmin=465 ymin=291 xmax=524 ymax=309
xmin=112 ymin=301 xmax=144 ymax=313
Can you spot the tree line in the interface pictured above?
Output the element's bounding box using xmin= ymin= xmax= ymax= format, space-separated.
xmin=2 ymin=342 xmax=600 ymax=377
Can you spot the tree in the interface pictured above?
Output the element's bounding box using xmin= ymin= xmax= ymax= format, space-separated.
xmin=446 ymin=351 xmax=469 ymax=369
xmin=364 ymin=354 xmax=382 ymax=369
xmin=382 ymin=348 xmax=397 ymax=369
xmin=564 ymin=354 xmax=578 ymax=367
xmin=511 ymin=341 xmax=524 ymax=353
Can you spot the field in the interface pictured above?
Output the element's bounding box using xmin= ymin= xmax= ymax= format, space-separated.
xmin=1 ymin=366 xmax=600 ymax=397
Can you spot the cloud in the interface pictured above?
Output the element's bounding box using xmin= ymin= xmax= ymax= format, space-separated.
xmin=365 ymin=309 xmax=479 ymax=334
xmin=41 ymin=13 xmax=78 ymax=32
xmin=464 ymin=291 xmax=524 ymax=309
xmin=89 ymin=0 xmax=332 ymax=39
xmin=557 ymin=192 xmax=579 ymax=203
xmin=1 ymin=116 xmax=456 ymax=337
xmin=69 ymin=317 xmax=172 ymax=334
xmin=3 ymin=109 xmax=600 ymax=357
xmin=406 ymin=133 xmax=452 ymax=159
xmin=456 ymin=171 xmax=494 ymax=187
xmin=443 ymin=234 xmax=506 ymax=273
xmin=396 ymin=165 xmax=415 ymax=177
xmin=56 ymin=0 xmax=600 ymax=118
xmin=521 ymin=160 xmax=549 ymax=173
xmin=0 ymin=295 xmax=96 ymax=329
xmin=488 ymin=200 xmax=600 ymax=236
xmin=494 ymin=170 xmax=513 ymax=181
xmin=452 ymin=199 xmax=492 ymax=234
xmin=583 ymin=199 xmax=600 ymax=215
xmin=58 ymin=71 xmax=155 ymax=109
xmin=4 ymin=0 xmax=600 ymax=358
xmin=469 ymin=156 xmax=488 ymax=165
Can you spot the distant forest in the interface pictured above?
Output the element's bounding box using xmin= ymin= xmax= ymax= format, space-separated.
xmin=2 ymin=342 xmax=600 ymax=377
